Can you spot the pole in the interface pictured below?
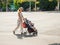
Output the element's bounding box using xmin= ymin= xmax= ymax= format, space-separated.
xmin=35 ymin=0 xmax=36 ymax=11
xmin=6 ymin=0 xmax=8 ymax=12
xmin=29 ymin=1 xmax=31 ymax=11
xmin=57 ymin=0 xmax=59 ymax=11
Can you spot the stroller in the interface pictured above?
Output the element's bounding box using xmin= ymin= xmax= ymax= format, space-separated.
xmin=22 ymin=18 xmax=37 ymax=36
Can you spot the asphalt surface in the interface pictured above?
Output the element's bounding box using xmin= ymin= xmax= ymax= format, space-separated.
xmin=0 ymin=12 xmax=60 ymax=45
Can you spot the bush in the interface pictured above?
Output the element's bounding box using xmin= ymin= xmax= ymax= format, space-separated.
xmin=14 ymin=1 xmax=36 ymax=11
xmin=39 ymin=0 xmax=57 ymax=11
xmin=31 ymin=1 xmax=35 ymax=11
xmin=2 ymin=2 xmax=6 ymax=11
xmin=59 ymin=3 xmax=60 ymax=10
xmin=14 ymin=1 xmax=29 ymax=11
xmin=14 ymin=2 xmax=20 ymax=10
xmin=21 ymin=1 xmax=29 ymax=11
xmin=0 ymin=1 xmax=2 ymax=8
xmin=2 ymin=7 xmax=6 ymax=11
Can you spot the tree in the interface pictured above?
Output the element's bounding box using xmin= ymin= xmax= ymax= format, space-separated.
xmin=39 ymin=0 xmax=57 ymax=11
xmin=0 ymin=0 xmax=2 ymax=8
xmin=2 ymin=0 xmax=6 ymax=11
xmin=0 ymin=0 xmax=2 ymax=11
xmin=21 ymin=1 xmax=29 ymax=11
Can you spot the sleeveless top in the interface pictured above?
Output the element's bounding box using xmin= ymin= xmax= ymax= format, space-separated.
xmin=18 ymin=12 xmax=23 ymax=23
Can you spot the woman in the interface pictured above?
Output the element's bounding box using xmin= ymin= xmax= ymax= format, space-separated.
xmin=13 ymin=7 xmax=24 ymax=34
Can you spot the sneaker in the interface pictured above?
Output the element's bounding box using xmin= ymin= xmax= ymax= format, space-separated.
xmin=21 ymin=32 xmax=23 ymax=37
xmin=13 ymin=31 xmax=15 ymax=34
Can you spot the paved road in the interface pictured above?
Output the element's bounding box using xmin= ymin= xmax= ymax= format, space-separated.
xmin=0 ymin=12 xmax=60 ymax=45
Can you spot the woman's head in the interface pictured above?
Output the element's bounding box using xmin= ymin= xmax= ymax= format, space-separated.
xmin=18 ymin=7 xmax=23 ymax=13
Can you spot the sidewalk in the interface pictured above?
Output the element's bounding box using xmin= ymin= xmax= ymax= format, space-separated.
xmin=0 ymin=12 xmax=60 ymax=45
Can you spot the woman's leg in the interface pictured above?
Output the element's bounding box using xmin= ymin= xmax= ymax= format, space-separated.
xmin=13 ymin=26 xmax=20 ymax=34
xmin=13 ymin=25 xmax=19 ymax=31
xmin=20 ymin=23 xmax=23 ymax=34
xmin=13 ymin=22 xmax=20 ymax=34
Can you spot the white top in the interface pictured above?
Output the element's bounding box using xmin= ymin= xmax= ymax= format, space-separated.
xmin=18 ymin=12 xmax=23 ymax=22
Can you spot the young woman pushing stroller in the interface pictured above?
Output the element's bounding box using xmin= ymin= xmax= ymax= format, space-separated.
xmin=13 ymin=7 xmax=37 ymax=36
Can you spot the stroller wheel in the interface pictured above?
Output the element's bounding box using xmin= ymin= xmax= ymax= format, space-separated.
xmin=33 ymin=31 xmax=37 ymax=36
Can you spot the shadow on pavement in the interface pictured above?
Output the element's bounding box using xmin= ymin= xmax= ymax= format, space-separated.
xmin=15 ymin=34 xmax=23 ymax=39
xmin=14 ymin=33 xmax=37 ymax=39
xmin=49 ymin=43 xmax=60 ymax=45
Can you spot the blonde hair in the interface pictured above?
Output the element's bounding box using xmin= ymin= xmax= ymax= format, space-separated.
xmin=17 ymin=7 xmax=23 ymax=12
